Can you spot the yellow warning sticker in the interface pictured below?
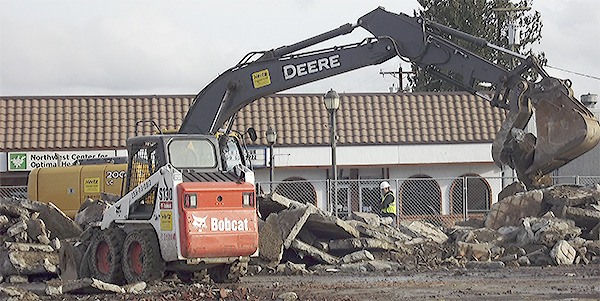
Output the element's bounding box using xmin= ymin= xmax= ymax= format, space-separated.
xmin=160 ymin=211 xmax=173 ymax=231
xmin=252 ymin=69 xmax=271 ymax=88
xmin=83 ymin=177 xmax=100 ymax=193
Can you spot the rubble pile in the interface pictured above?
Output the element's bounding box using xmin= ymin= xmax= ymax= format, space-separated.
xmin=256 ymin=184 xmax=600 ymax=274
xmin=255 ymin=193 xmax=452 ymax=274
xmin=452 ymin=184 xmax=600 ymax=267
xmin=0 ymin=197 xmax=81 ymax=285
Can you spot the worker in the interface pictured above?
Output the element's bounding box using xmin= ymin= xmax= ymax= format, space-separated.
xmin=379 ymin=181 xmax=397 ymax=224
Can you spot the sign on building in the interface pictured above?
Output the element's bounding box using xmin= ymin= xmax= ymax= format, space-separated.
xmin=7 ymin=150 xmax=117 ymax=171
xmin=247 ymin=146 xmax=268 ymax=168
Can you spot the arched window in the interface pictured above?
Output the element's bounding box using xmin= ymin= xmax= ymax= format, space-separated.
xmin=399 ymin=175 xmax=441 ymax=215
xmin=273 ymin=177 xmax=317 ymax=205
xmin=450 ymin=174 xmax=491 ymax=214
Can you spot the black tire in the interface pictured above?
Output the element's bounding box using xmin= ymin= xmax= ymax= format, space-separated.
xmin=122 ymin=230 xmax=165 ymax=284
xmin=208 ymin=260 xmax=248 ymax=283
xmin=88 ymin=228 xmax=126 ymax=284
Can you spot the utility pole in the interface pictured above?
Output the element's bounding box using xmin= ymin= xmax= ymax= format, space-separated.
xmin=492 ymin=4 xmax=531 ymax=69
xmin=379 ymin=65 xmax=415 ymax=93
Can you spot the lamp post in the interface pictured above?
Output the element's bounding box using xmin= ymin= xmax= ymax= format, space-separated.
xmin=323 ymin=89 xmax=340 ymax=214
xmin=265 ymin=126 xmax=277 ymax=188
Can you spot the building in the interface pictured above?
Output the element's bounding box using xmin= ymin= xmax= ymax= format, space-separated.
xmin=1 ymin=92 xmax=513 ymax=217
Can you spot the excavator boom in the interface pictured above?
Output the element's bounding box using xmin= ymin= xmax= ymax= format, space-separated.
xmin=180 ymin=7 xmax=600 ymax=188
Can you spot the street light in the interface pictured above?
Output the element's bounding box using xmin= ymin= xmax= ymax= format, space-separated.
xmin=323 ymin=89 xmax=340 ymax=181
xmin=324 ymin=89 xmax=340 ymax=215
xmin=265 ymin=126 xmax=277 ymax=186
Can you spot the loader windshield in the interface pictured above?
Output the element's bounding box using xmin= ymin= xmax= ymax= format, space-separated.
xmin=168 ymin=139 xmax=217 ymax=169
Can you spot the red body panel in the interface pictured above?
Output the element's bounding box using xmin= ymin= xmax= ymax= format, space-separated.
xmin=177 ymin=182 xmax=258 ymax=258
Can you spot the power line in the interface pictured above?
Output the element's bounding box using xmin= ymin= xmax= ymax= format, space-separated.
xmin=546 ymin=65 xmax=600 ymax=81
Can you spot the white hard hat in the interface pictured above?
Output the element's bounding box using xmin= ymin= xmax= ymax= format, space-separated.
xmin=380 ymin=181 xmax=391 ymax=189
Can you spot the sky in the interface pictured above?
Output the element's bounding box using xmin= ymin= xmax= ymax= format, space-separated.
xmin=0 ymin=0 xmax=599 ymax=98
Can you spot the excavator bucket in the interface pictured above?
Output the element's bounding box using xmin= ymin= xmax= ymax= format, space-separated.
xmin=493 ymin=77 xmax=600 ymax=188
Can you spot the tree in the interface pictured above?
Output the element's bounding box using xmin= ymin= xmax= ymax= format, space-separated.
xmin=409 ymin=0 xmax=543 ymax=92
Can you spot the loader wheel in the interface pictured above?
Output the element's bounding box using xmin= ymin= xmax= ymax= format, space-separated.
xmin=88 ymin=228 xmax=126 ymax=284
xmin=208 ymin=260 xmax=248 ymax=283
xmin=122 ymin=230 xmax=165 ymax=284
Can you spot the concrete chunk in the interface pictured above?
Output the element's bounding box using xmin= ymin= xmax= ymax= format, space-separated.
xmin=398 ymin=220 xmax=448 ymax=244
xmin=3 ymin=242 xmax=54 ymax=253
xmin=543 ymin=185 xmax=600 ymax=207
xmin=257 ymin=193 xmax=304 ymax=218
xmin=456 ymin=241 xmax=491 ymax=261
xmin=350 ymin=212 xmax=381 ymax=227
xmin=485 ymin=190 xmax=544 ymax=229
xmin=340 ymin=250 xmax=374 ymax=264
xmin=6 ymin=199 xmax=81 ymax=239
xmin=329 ymin=238 xmax=395 ymax=251
xmin=290 ymin=239 xmax=339 ymax=265
xmin=550 ymin=240 xmax=576 ymax=265
xmin=553 ymin=205 xmax=600 ymax=230
xmin=7 ymin=220 xmax=27 ymax=237
xmin=304 ymin=211 xmax=359 ymax=240
xmin=258 ymin=213 xmax=284 ymax=265
xmin=61 ymin=278 xmax=125 ymax=294
xmin=0 ymin=249 xmax=59 ymax=276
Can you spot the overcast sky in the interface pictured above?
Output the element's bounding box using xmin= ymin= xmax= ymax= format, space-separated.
xmin=1 ymin=0 xmax=598 ymax=98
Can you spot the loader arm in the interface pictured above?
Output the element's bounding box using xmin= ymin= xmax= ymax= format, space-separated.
xmin=180 ymin=7 xmax=600 ymax=188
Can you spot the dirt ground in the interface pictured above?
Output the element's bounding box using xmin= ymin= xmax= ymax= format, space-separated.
xmin=35 ymin=264 xmax=600 ymax=301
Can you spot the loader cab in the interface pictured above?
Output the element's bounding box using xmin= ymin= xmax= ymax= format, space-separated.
xmin=123 ymin=133 xmax=250 ymax=198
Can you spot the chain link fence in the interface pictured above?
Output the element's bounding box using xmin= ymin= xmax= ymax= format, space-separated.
xmin=257 ymin=175 xmax=600 ymax=227
xmin=2 ymin=175 xmax=598 ymax=227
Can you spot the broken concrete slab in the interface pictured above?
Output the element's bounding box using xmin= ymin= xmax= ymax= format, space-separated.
xmin=340 ymin=250 xmax=374 ymax=264
xmin=6 ymin=220 xmax=27 ymax=237
xmin=304 ymin=211 xmax=359 ymax=240
xmin=543 ymin=185 xmax=600 ymax=207
xmin=350 ymin=212 xmax=381 ymax=228
xmin=61 ymin=278 xmax=125 ymax=294
xmin=290 ymin=239 xmax=339 ymax=265
xmin=0 ymin=286 xmax=40 ymax=301
xmin=257 ymin=193 xmax=305 ymax=218
xmin=3 ymin=199 xmax=81 ymax=240
xmin=258 ymin=204 xmax=317 ymax=265
xmin=329 ymin=238 xmax=395 ymax=252
xmin=25 ymin=219 xmax=46 ymax=243
xmin=257 ymin=213 xmax=284 ymax=265
xmin=3 ymin=242 xmax=54 ymax=253
xmin=485 ymin=190 xmax=544 ymax=230
xmin=0 ymin=202 xmax=30 ymax=219
xmin=455 ymin=241 xmax=491 ymax=261
xmin=275 ymin=262 xmax=311 ymax=275
xmin=398 ymin=220 xmax=448 ymax=244
xmin=553 ymin=205 xmax=600 ymax=230
xmin=550 ymin=240 xmax=576 ymax=265
xmin=123 ymin=281 xmax=147 ymax=294
xmin=282 ymin=205 xmax=318 ymax=249
xmin=0 ymin=250 xmax=59 ymax=276
xmin=347 ymin=221 xmax=412 ymax=244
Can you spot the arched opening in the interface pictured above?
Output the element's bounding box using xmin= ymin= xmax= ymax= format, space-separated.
xmin=273 ymin=177 xmax=317 ymax=205
xmin=399 ymin=175 xmax=441 ymax=216
xmin=450 ymin=174 xmax=492 ymax=214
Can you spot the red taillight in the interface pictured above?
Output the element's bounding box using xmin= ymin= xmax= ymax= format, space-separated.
xmin=184 ymin=193 xmax=197 ymax=208
xmin=242 ymin=192 xmax=254 ymax=207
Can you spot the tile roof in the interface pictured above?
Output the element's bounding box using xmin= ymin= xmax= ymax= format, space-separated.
xmin=0 ymin=92 xmax=505 ymax=151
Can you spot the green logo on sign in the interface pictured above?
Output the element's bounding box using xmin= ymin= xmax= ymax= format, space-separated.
xmin=9 ymin=153 xmax=27 ymax=170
